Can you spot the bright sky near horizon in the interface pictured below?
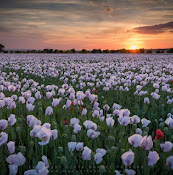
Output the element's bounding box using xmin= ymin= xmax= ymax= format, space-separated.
xmin=0 ymin=0 xmax=173 ymax=50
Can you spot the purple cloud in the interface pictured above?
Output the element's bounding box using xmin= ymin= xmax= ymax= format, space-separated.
xmin=133 ymin=21 xmax=173 ymax=34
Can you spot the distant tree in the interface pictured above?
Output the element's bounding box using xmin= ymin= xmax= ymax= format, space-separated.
xmin=58 ymin=50 xmax=64 ymax=53
xmin=26 ymin=50 xmax=31 ymax=53
xmin=71 ymin=48 xmax=76 ymax=53
xmin=110 ymin=50 xmax=118 ymax=53
xmin=80 ymin=49 xmax=88 ymax=53
xmin=0 ymin=44 xmax=5 ymax=52
xmin=119 ymin=49 xmax=127 ymax=53
xmin=167 ymin=48 xmax=173 ymax=53
xmin=31 ymin=50 xmax=37 ymax=53
xmin=146 ymin=50 xmax=152 ymax=53
xmin=139 ymin=48 xmax=145 ymax=53
xmin=54 ymin=49 xmax=58 ymax=53
xmin=91 ymin=49 xmax=102 ymax=53
xmin=156 ymin=50 xmax=161 ymax=53
xmin=43 ymin=49 xmax=49 ymax=53
xmin=49 ymin=49 xmax=54 ymax=53
xmin=65 ymin=50 xmax=73 ymax=53
xmin=103 ymin=49 xmax=110 ymax=53
xmin=15 ymin=51 xmax=22 ymax=53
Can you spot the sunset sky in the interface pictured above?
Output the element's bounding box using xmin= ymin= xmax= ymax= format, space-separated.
xmin=0 ymin=0 xmax=173 ymax=50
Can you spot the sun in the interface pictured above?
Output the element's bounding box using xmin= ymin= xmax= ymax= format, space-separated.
xmin=131 ymin=45 xmax=137 ymax=50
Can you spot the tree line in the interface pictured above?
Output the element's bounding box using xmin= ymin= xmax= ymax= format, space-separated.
xmin=0 ymin=44 xmax=173 ymax=54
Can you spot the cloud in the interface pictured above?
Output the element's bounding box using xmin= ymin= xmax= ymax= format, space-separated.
xmin=133 ymin=21 xmax=173 ymax=34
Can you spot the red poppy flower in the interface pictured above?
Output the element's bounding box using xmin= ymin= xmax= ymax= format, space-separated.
xmin=155 ymin=135 xmax=159 ymax=140
xmin=156 ymin=129 xmax=164 ymax=139
xmin=70 ymin=107 xmax=74 ymax=111
xmin=94 ymin=89 xmax=97 ymax=93
xmin=71 ymin=101 xmax=74 ymax=106
xmin=171 ymin=80 xmax=173 ymax=84
xmin=81 ymin=106 xmax=85 ymax=110
xmin=64 ymin=120 xmax=68 ymax=125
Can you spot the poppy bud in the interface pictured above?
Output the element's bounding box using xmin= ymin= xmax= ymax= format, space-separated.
xmin=70 ymin=152 xmax=74 ymax=157
xmin=133 ymin=124 xmax=137 ymax=130
xmin=18 ymin=118 xmax=22 ymax=123
xmin=18 ymin=146 xmax=26 ymax=153
xmin=111 ymin=146 xmax=117 ymax=152
xmin=58 ymin=147 xmax=63 ymax=153
xmin=97 ymin=126 xmax=101 ymax=131
xmin=118 ymin=140 xmax=122 ymax=146
xmin=64 ymin=125 xmax=69 ymax=130
xmin=60 ymin=156 xmax=67 ymax=165
xmin=38 ymin=107 xmax=43 ymax=113
xmin=99 ymin=165 xmax=106 ymax=173
xmin=63 ymin=134 xmax=68 ymax=139
xmin=121 ymin=149 xmax=125 ymax=154
xmin=108 ymin=136 xmax=115 ymax=142
xmin=144 ymin=127 xmax=149 ymax=132
xmin=155 ymin=119 xmax=158 ymax=125
xmin=16 ymin=127 xmax=21 ymax=133
xmin=71 ymin=135 xmax=76 ymax=141
xmin=37 ymin=102 xmax=42 ymax=107
xmin=159 ymin=123 xmax=164 ymax=128
xmin=29 ymin=141 xmax=34 ymax=147
xmin=143 ymin=131 xmax=148 ymax=136
xmin=164 ymin=127 xmax=168 ymax=133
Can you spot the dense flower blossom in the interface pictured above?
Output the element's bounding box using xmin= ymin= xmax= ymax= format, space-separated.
xmin=24 ymin=156 xmax=49 ymax=175
xmin=7 ymin=141 xmax=15 ymax=154
xmin=83 ymin=120 xmax=97 ymax=130
xmin=121 ymin=149 xmax=134 ymax=166
xmin=131 ymin=115 xmax=140 ymax=124
xmin=166 ymin=156 xmax=173 ymax=169
xmin=155 ymin=129 xmax=164 ymax=139
xmin=70 ymin=118 xmax=79 ymax=127
xmin=141 ymin=118 xmax=151 ymax=127
xmin=140 ymin=136 xmax=153 ymax=150
xmin=45 ymin=106 xmax=53 ymax=116
xmin=0 ymin=132 xmax=8 ymax=146
xmin=82 ymin=146 xmax=91 ymax=160
xmin=26 ymin=104 xmax=35 ymax=112
xmin=147 ymin=151 xmax=160 ymax=166
xmin=106 ymin=117 xmax=115 ymax=127
xmin=68 ymin=142 xmax=77 ymax=152
xmin=87 ymin=129 xmax=100 ymax=139
xmin=8 ymin=114 xmax=16 ymax=126
xmin=76 ymin=142 xmax=84 ymax=151
xmin=6 ymin=152 xmax=26 ymax=166
xmin=64 ymin=120 xmax=68 ymax=125
xmin=0 ymin=119 xmax=8 ymax=130
xmin=165 ymin=117 xmax=173 ymax=127
xmin=160 ymin=141 xmax=173 ymax=152
xmin=128 ymin=134 xmax=143 ymax=147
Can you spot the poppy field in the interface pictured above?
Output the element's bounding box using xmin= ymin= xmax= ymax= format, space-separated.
xmin=0 ymin=53 xmax=173 ymax=175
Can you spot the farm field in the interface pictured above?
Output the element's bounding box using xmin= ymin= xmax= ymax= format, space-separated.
xmin=0 ymin=53 xmax=173 ymax=175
